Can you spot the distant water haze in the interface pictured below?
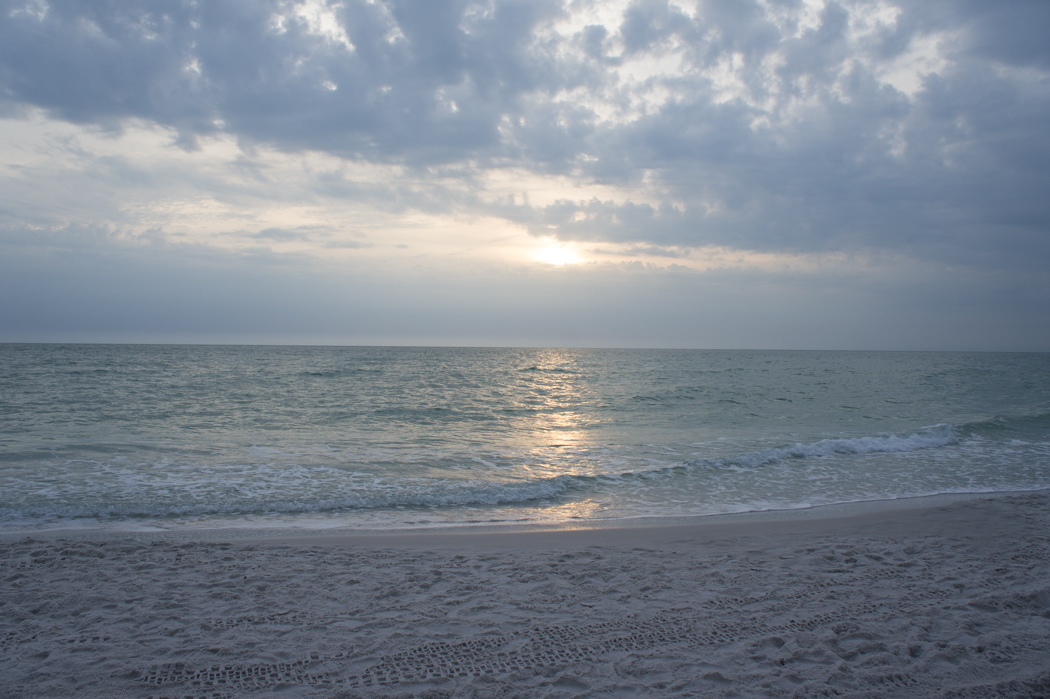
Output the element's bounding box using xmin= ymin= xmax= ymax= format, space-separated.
xmin=1 ymin=345 xmax=1048 ymax=532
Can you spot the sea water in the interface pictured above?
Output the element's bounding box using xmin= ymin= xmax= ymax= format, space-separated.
xmin=1 ymin=345 xmax=1048 ymax=532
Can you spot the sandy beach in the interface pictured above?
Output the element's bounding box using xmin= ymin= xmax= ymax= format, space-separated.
xmin=2 ymin=492 xmax=1049 ymax=698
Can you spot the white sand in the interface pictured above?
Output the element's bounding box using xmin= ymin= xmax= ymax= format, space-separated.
xmin=2 ymin=492 xmax=1049 ymax=698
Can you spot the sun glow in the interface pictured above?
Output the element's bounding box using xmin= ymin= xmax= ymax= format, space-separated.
xmin=536 ymin=244 xmax=581 ymax=266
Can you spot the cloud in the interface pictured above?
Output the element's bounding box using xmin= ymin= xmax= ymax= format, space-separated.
xmin=1 ymin=2 xmax=1045 ymax=210
xmin=590 ymin=244 xmax=687 ymax=258
xmin=1 ymin=0 xmax=1048 ymax=348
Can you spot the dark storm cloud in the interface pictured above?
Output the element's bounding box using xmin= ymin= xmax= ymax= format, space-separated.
xmin=1 ymin=0 xmax=1049 ymax=266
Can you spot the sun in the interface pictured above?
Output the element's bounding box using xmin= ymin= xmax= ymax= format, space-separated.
xmin=536 ymin=244 xmax=581 ymax=266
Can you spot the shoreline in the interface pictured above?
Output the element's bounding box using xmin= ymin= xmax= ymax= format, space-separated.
xmin=2 ymin=488 xmax=1044 ymax=545
xmin=247 ymin=488 xmax=1050 ymax=546
xmin=3 ymin=490 xmax=1049 ymax=697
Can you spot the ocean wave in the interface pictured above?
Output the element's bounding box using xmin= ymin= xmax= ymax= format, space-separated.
xmin=956 ymin=412 xmax=1050 ymax=438
xmin=2 ymin=422 xmax=1038 ymax=525
xmin=683 ymin=425 xmax=959 ymax=471
xmin=518 ymin=365 xmax=578 ymax=374
xmin=0 ymin=476 xmax=575 ymax=521
xmin=300 ymin=367 xmax=384 ymax=377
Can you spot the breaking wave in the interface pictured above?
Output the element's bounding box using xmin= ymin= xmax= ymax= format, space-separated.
xmin=0 ymin=425 xmax=971 ymax=523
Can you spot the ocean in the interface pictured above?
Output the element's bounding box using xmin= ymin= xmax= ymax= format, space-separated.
xmin=1 ymin=345 xmax=1048 ymax=533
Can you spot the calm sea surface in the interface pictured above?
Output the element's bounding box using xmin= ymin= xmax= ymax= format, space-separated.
xmin=1 ymin=345 xmax=1048 ymax=532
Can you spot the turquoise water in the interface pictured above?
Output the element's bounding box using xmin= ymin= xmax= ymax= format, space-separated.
xmin=1 ymin=345 xmax=1049 ymax=531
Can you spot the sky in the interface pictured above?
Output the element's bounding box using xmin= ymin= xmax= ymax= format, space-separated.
xmin=1 ymin=0 xmax=1048 ymax=350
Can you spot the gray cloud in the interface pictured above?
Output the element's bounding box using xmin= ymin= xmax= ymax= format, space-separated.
xmin=1 ymin=0 xmax=1049 ymax=348
xmin=590 ymin=244 xmax=686 ymax=258
xmin=255 ymin=226 xmax=319 ymax=241
xmin=2 ymin=1 xmax=1045 ymax=239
